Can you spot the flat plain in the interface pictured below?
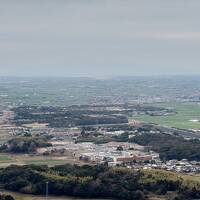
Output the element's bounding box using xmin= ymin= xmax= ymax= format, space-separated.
xmin=133 ymin=103 xmax=200 ymax=130
xmin=0 ymin=154 xmax=83 ymax=168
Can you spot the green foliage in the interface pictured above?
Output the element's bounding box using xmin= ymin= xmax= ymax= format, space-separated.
xmin=0 ymin=164 xmax=200 ymax=199
xmin=0 ymin=194 xmax=15 ymax=200
xmin=12 ymin=106 xmax=128 ymax=128
xmin=132 ymin=133 xmax=200 ymax=161
xmin=1 ymin=137 xmax=52 ymax=153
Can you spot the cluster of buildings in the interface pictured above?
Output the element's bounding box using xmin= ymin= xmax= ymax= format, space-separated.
xmin=127 ymin=158 xmax=200 ymax=174
xmin=36 ymin=139 xmax=200 ymax=174
xmin=164 ymin=159 xmax=200 ymax=173
xmin=38 ymin=140 xmax=158 ymax=166
xmin=79 ymin=142 xmax=156 ymax=166
xmin=1 ymin=106 xmax=200 ymax=175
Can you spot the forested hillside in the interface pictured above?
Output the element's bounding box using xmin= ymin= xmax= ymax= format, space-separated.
xmin=0 ymin=164 xmax=200 ymax=200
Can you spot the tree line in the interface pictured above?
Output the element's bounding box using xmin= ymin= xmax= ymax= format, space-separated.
xmin=0 ymin=136 xmax=52 ymax=154
xmin=132 ymin=133 xmax=200 ymax=161
xmin=0 ymin=194 xmax=14 ymax=200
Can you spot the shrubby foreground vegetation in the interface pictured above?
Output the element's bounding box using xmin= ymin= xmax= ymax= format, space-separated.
xmin=0 ymin=194 xmax=14 ymax=200
xmin=0 ymin=164 xmax=200 ymax=200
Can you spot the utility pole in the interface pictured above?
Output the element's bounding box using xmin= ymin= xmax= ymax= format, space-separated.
xmin=46 ymin=181 xmax=49 ymax=200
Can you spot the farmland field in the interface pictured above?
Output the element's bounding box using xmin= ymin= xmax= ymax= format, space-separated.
xmin=0 ymin=155 xmax=14 ymax=163
xmin=0 ymin=154 xmax=83 ymax=168
xmin=133 ymin=103 xmax=200 ymax=130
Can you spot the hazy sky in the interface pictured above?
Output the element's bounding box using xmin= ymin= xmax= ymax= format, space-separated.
xmin=1 ymin=0 xmax=200 ymax=77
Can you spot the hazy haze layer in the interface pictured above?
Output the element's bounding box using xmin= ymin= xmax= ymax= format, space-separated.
xmin=1 ymin=0 xmax=200 ymax=77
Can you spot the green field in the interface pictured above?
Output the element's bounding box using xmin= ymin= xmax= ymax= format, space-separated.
xmin=0 ymin=155 xmax=15 ymax=163
xmin=133 ymin=103 xmax=200 ymax=130
xmin=0 ymin=155 xmax=12 ymax=161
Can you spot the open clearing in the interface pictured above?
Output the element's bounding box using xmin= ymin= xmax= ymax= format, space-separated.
xmin=22 ymin=123 xmax=49 ymax=128
xmin=0 ymin=153 xmax=84 ymax=168
xmin=133 ymin=103 xmax=200 ymax=130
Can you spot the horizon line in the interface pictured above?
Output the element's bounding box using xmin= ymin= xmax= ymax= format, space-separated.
xmin=0 ymin=74 xmax=200 ymax=79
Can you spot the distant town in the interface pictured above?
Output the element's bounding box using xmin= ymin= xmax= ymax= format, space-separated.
xmin=0 ymin=77 xmax=200 ymax=200
xmin=0 ymin=102 xmax=199 ymax=175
